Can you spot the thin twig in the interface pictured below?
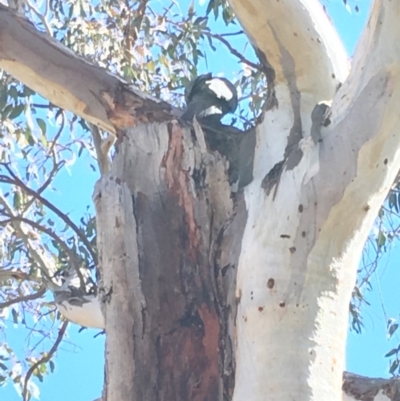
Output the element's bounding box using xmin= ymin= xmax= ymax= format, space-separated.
xmin=202 ymin=31 xmax=262 ymax=71
xmin=47 ymin=111 xmax=65 ymax=159
xmin=89 ymin=123 xmax=110 ymax=175
xmin=31 ymin=103 xmax=51 ymax=109
xmin=22 ymin=320 xmax=68 ymax=401
xmin=22 ymin=160 xmax=65 ymax=213
xmin=1 ymin=216 xmax=86 ymax=290
xmin=0 ymin=285 xmax=46 ymax=308
xmin=219 ymin=30 xmax=244 ymax=37
xmin=126 ymin=0 xmax=149 ymax=54
xmin=164 ymin=16 xmax=261 ymax=72
xmin=0 ymin=269 xmax=42 ymax=284
xmin=0 ymin=164 xmax=97 ymax=265
xmin=135 ymin=0 xmax=149 ymax=32
xmin=0 ymin=193 xmax=56 ymax=280
xmin=26 ymin=0 xmax=53 ymax=36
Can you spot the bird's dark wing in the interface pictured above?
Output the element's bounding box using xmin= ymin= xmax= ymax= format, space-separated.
xmin=201 ymin=121 xmax=254 ymax=189
xmin=180 ymin=98 xmax=224 ymax=122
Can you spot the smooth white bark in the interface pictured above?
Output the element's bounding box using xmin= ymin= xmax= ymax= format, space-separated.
xmin=227 ymin=0 xmax=400 ymax=400
xmin=229 ymin=0 xmax=349 ymax=102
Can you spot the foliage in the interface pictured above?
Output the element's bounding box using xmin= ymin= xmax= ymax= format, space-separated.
xmin=0 ymin=71 xmax=98 ymax=398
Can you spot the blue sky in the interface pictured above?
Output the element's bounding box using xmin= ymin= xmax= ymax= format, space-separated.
xmin=5 ymin=0 xmax=399 ymax=400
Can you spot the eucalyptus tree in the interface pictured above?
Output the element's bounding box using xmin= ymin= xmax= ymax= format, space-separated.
xmin=1 ymin=0 xmax=400 ymax=401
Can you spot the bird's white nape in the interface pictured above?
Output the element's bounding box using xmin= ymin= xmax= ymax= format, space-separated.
xmin=206 ymin=78 xmax=235 ymax=101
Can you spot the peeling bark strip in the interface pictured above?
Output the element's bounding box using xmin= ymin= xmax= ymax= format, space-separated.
xmin=0 ymin=5 xmax=178 ymax=134
xmin=95 ymin=123 xmax=245 ymax=401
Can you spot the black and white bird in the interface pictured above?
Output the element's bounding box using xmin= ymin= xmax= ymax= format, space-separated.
xmin=181 ymin=73 xmax=255 ymax=190
xmin=50 ymin=267 xmax=104 ymax=329
xmin=181 ymin=73 xmax=238 ymax=123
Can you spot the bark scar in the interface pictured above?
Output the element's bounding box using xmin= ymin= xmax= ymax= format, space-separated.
xmin=162 ymin=122 xmax=200 ymax=259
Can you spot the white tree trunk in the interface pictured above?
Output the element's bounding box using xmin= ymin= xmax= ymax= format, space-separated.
xmin=223 ymin=0 xmax=400 ymax=400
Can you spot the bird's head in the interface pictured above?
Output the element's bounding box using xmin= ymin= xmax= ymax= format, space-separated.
xmin=185 ymin=73 xmax=238 ymax=117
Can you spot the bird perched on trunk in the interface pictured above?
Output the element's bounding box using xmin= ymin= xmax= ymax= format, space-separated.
xmin=181 ymin=73 xmax=255 ymax=191
xmin=180 ymin=73 xmax=254 ymax=190
xmin=181 ymin=73 xmax=238 ymax=123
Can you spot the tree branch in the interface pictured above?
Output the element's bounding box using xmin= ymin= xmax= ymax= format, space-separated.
xmin=0 ymin=285 xmax=46 ymax=308
xmin=0 ymin=269 xmax=42 ymax=284
xmin=0 ymin=4 xmax=179 ymax=134
xmin=0 ymin=193 xmax=57 ymax=280
xmin=129 ymin=0 xmax=149 ymax=43
xmin=26 ymin=0 xmax=53 ymax=36
xmin=227 ymin=0 xmax=349 ymax=100
xmin=1 ymin=215 xmax=87 ymax=290
xmin=203 ymin=31 xmax=262 ymax=72
xmin=0 ymin=164 xmax=97 ymax=266
xmin=22 ymin=160 xmax=65 ymax=213
xmin=22 ymin=320 xmax=68 ymax=401
xmin=89 ymin=124 xmax=114 ymax=175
